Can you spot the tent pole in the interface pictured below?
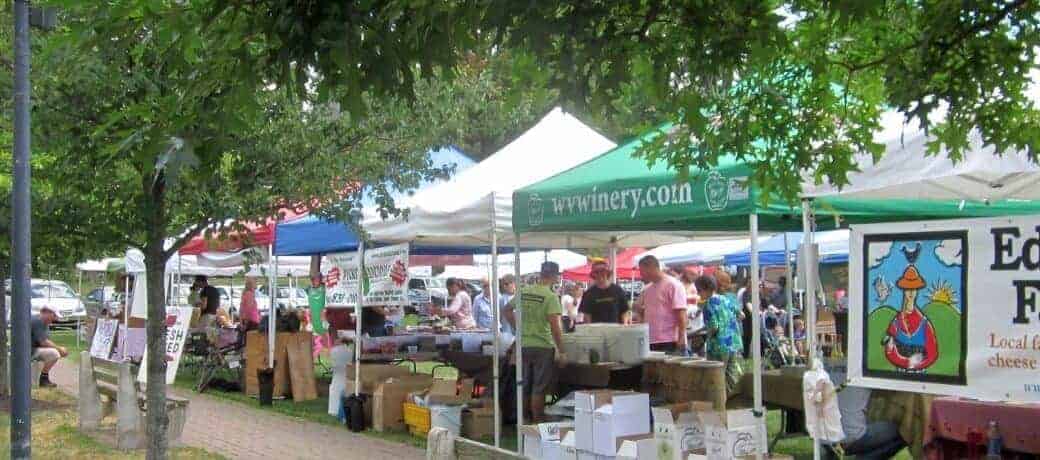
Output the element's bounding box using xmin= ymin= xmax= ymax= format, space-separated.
xmin=268 ymin=245 xmax=276 ymax=368
xmin=749 ymin=214 xmax=764 ymax=460
xmin=784 ymin=233 xmax=794 ymax=341
xmin=123 ymin=274 xmax=129 ymax=359
xmin=513 ymin=233 xmax=524 ymax=448
xmin=77 ymin=270 xmax=82 ymax=347
xmin=354 ymin=240 xmax=365 ymax=396
xmin=608 ymin=240 xmax=618 ymax=284
xmin=177 ymin=255 xmax=182 ymax=303
xmin=802 ymin=200 xmax=821 ymax=460
xmin=490 ymin=196 xmax=502 ymax=448
xmin=801 ymin=200 xmax=817 ymax=367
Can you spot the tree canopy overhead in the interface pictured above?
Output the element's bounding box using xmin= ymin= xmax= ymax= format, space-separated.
xmin=178 ymin=0 xmax=1040 ymax=200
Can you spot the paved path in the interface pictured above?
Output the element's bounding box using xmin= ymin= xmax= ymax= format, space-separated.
xmin=50 ymin=361 xmax=424 ymax=460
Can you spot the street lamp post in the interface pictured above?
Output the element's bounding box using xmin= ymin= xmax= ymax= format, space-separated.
xmin=10 ymin=3 xmax=56 ymax=458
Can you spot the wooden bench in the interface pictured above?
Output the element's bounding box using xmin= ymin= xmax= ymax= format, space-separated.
xmin=78 ymin=351 xmax=189 ymax=450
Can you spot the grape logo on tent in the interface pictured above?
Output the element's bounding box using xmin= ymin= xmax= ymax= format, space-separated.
xmin=529 ymin=193 xmax=544 ymax=227
xmin=705 ymin=171 xmax=729 ymax=211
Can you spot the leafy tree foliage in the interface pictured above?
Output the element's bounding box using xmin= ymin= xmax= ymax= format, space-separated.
xmin=483 ymin=0 xmax=1040 ymax=199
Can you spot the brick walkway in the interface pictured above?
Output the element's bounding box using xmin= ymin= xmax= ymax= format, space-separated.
xmin=50 ymin=361 xmax=423 ymax=460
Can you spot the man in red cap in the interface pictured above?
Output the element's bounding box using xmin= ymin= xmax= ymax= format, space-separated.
xmin=884 ymin=262 xmax=938 ymax=371
xmin=578 ymin=260 xmax=631 ymax=324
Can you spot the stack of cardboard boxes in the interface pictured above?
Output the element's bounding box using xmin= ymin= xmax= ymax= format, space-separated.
xmin=342 ymin=364 xmax=496 ymax=438
xmin=521 ymin=391 xmax=773 ymax=460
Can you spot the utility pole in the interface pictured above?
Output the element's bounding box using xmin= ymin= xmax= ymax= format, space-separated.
xmin=10 ymin=1 xmax=34 ymax=457
xmin=11 ymin=3 xmax=55 ymax=458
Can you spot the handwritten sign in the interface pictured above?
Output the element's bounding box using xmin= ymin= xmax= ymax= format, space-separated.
xmin=137 ymin=307 xmax=194 ymax=385
xmin=89 ymin=319 xmax=118 ymax=359
xmin=850 ymin=214 xmax=1040 ymax=401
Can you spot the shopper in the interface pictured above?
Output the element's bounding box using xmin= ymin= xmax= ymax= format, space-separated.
xmin=824 ymin=369 xmax=907 ymax=460
xmin=697 ymin=275 xmax=744 ymax=394
xmin=239 ymin=276 xmax=260 ymax=331
xmin=578 ymin=261 xmax=631 ymax=324
xmin=560 ymin=283 xmax=583 ymax=331
xmin=473 ymin=278 xmax=495 ymax=330
xmin=637 ymin=255 xmax=688 ymax=353
xmin=504 ymin=262 xmax=566 ymax=423
xmin=31 ymin=306 xmax=67 ymax=387
xmin=680 ymin=266 xmax=705 ymax=354
xmin=432 ymin=278 xmax=476 ymax=329
xmin=306 ymin=274 xmax=327 ymax=334
xmin=498 ymin=274 xmax=517 ymax=334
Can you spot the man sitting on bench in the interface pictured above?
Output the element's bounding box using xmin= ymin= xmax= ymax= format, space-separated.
xmin=32 ymin=306 xmax=68 ymax=387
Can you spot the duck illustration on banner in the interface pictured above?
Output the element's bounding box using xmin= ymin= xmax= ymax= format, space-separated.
xmin=863 ymin=233 xmax=968 ymax=384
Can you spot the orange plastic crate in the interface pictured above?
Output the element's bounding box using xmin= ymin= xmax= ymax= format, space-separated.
xmin=403 ymin=402 xmax=431 ymax=436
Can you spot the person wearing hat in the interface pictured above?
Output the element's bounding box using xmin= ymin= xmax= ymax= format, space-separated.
xmin=31 ymin=306 xmax=68 ymax=387
xmin=578 ymin=260 xmax=631 ymax=324
xmin=884 ymin=247 xmax=939 ymax=371
xmin=504 ymin=261 xmax=566 ymax=422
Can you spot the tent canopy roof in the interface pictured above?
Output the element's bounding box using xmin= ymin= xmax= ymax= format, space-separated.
xmin=803 ymin=127 xmax=1040 ymax=202
xmin=362 ymin=107 xmax=620 ymax=248
xmin=513 ymin=124 xmax=802 ymax=236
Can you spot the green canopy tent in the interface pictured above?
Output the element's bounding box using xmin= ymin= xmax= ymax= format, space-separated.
xmin=511 ymin=124 xmax=803 ymax=439
xmin=513 ymin=125 xmax=804 ymax=236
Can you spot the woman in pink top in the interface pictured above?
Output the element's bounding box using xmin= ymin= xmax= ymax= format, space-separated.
xmin=239 ymin=277 xmax=260 ymax=331
xmin=432 ymin=278 xmax=476 ymax=329
xmin=638 ymin=255 xmax=688 ymax=353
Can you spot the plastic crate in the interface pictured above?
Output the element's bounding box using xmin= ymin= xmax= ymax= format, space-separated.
xmin=403 ymin=402 xmax=431 ymax=436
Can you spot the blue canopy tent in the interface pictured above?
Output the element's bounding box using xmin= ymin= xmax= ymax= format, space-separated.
xmin=273 ymin=215 xmax=527 ymax=256
xmin=722 ymin=230 xmax=850 ymax=266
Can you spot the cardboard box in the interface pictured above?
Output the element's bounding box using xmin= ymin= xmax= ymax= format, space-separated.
xmin=574 ymin=391 xmax=651 ymax=455
xmin=617 ymin=434 xmax=657 ymax=460
xmin=461 ymin=405 xmax=496 ymax=440
xmin=560 ymin=431 xmax=578 ymax=460
xmin=541 ymin=427 xmax=577 ymax=460
xmin=372 ymin=374 xmax=434 ymax=431
xmin=520 ymin=422 xmax=574 ymax=459
xmin=425 ymin=378 xmax=475 ymax=405
xmin=344 ymin=364 xmax=413 ymax=394
xmin=653 ymin=402 xmax=714 ymax=460
xmin=699 ymin=409 xmax=767 ymax=460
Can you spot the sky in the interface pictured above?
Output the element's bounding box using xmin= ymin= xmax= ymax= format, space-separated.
xmin=866 ymin=238 xmax=964 ymax=314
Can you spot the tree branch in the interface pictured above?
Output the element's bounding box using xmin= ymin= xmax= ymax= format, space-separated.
xmin=163 ymin=218 xmax=214 ymax=260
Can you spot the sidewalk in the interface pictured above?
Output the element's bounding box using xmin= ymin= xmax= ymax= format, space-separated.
xmin=49 ymin=360 xmax=424 ymax=460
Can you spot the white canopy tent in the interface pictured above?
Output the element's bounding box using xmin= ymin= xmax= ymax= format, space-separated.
xmin=802 ymin=126 xmax=1040 ymax=201
xmin=798 ymin=120 xmax=1040 ymax=457
xmin=360 ymin=107 xmax=622 ymax=448
xmin=435 ymin=250 xmax=588 ymax=281
xmin=638 ymin=237 xmax=759 ymax=266
xmin=361 ymin=107 xmax=701 ymax=249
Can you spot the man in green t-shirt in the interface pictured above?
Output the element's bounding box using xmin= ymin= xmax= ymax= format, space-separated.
xmin=505 ymin=261 xmax=565 ymax=422
xmin=306 ymin=275 xmax=327 ymax=334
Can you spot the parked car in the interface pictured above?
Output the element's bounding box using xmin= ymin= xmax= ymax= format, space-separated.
xmin=259 ymin=286 xmax=309 ymax=310
xmin=84 ymin=286 xmax=123 ymax=317
xmin=4 ymin=279 xmax=86 ymax=325
xmin=408 ymin=277 xmax=448 ymax=308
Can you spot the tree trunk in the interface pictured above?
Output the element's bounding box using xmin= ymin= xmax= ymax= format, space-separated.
xmin=144 ymin=188 xmax=169 ymax=459
xmin=0 ymin=263 xmax=8 ymax=398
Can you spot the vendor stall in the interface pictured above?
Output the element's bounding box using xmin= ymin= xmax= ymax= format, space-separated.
xmin=512 ymin=122 xmax=809 ymax=447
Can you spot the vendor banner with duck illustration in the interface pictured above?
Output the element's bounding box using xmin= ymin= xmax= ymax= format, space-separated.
xmin=848 ymin=215 xmax=1040 ymax=401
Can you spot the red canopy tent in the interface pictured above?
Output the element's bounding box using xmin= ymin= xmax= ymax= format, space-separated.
xmin=562 ymin=247 xmax=645 ymax=282
xmin=178 ymin=209 xmax=307 ymax=255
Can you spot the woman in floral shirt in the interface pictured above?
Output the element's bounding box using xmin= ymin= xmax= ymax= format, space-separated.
xmin=696 ymin=275 xmax=745 ymax=394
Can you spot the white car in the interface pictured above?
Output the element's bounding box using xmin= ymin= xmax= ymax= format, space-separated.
xmin=4 ymin=279 xmax=86 ymax=324
xmin=259 ymin=286 xmax=309 ymax=310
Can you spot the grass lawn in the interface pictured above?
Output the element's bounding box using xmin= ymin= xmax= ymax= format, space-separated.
xmin=0 ymin=387 xmax=222 ymax=459
xmin=51 ymin=330 xmax=914 ymax=459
